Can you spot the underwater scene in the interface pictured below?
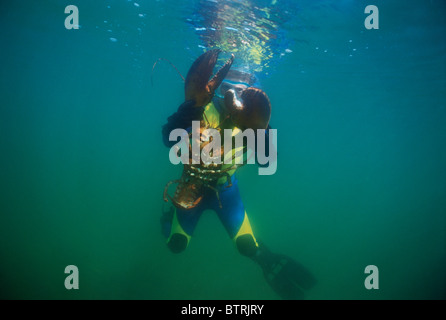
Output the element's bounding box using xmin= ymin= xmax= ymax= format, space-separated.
xmin=0 ymin=0 xmax=445 ymax=300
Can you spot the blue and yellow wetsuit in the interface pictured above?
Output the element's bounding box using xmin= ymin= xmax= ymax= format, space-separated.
xmin=160 ymin=73 xmax=315 ymax=300
xmin=161 ymin=100 xmax=259 ymax=256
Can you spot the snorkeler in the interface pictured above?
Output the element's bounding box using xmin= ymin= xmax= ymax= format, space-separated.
xmin=160 ymin=50 xmax=316 ymax=300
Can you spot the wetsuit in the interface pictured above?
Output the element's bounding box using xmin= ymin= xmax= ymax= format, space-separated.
xmin=160 ymin=78 xmax=315 ymax=300
xmin=161 ymin=99 xmax=259 ymax=256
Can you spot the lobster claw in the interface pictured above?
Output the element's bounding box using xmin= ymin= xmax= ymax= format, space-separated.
xmin=224 ymin=87 xmax=271 ymax=130
xmin=163 ymin=178 xmax=204 ymax=211
xmin=185 ymin=49 xmax=234 ymax=107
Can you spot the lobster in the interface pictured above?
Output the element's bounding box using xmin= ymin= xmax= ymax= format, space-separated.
xmin=163 ymin=49 xmax=271 ymax=211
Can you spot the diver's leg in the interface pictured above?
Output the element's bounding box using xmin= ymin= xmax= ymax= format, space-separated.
xmin=163 ymin=205 xmax=203 ymax=254
xmin=213 ymin=178 xmax=259 ymax=257
xmin=233 ymin=212 xmax=259 ymax=257
xmin=161 ymin=203 xmax=175 ymax=238
xmin=213 ymin=180 xmax=316 ymax=299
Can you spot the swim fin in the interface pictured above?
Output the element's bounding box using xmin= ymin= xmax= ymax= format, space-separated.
xmin=253 ymin=242 xmax=317 ymax=300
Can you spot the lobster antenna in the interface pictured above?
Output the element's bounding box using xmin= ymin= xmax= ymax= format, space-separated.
xmin=151 ymin=58 xmax=185 ymax=86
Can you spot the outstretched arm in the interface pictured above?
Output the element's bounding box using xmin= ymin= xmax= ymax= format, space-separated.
xmin=161 ymin=100 xmax=204 ymax=148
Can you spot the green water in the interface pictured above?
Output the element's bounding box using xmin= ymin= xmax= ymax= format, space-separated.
xmin=0 ymin=0 xmax=445 ymax=300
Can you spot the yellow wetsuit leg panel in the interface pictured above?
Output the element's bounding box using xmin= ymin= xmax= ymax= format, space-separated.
xmin=233 ymin=211 xmax=258 ymax=248
xmin=168 ymin=209 xmax=192 ymax=245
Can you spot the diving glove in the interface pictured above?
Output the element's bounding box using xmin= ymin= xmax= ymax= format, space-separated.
xmin=161 ymin=100 xmax=204 ymax=147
